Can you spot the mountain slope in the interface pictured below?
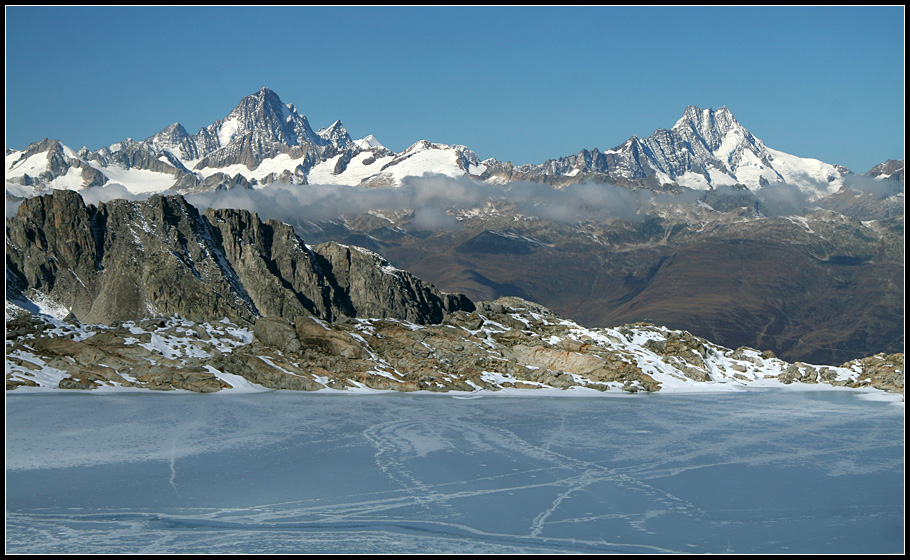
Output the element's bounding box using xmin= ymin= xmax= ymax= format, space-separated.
xmin=288 ymin=190 xmax=904 ymax=365
xmin=5 ymin=91 xmax=903 ymax=366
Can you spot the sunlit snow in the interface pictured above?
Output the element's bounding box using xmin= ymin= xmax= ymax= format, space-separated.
xmin=765 ymin=147 xmax=845 ymax=196
xmin=217 ymin=116 xmax=242 ymax=147
xmin=306 ymin=152 xmax=395 ymax=185
xmin=85 ymin=163 xmax=178 ymax=194
xmin=196 ymin=153 xmax=309 ymax=182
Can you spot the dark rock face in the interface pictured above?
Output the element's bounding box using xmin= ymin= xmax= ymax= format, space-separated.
xmin=6 ymin=190 xmax=474 ymax=326
xmin=313 ymin=241 xmax=474 ymax=325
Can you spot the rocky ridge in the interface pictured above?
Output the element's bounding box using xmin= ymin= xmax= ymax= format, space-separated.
xmin=6 ymin=189 xmax=473 ymax=327
xmin=6 ymin=297 xmax=903 ymax=396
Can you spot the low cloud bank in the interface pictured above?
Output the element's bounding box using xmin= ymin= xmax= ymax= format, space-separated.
xmin=843 ymin=173 xmax=903 ymax=198
xmin=181 ymin=175 xmax=661 ymax=229
xmin=78 ymin=183 xmax=151 ymax=206
xmin=753 ymin=182 xmax=815 ymax=217
xmin=52 ymin=173 xmax=882 ymax=231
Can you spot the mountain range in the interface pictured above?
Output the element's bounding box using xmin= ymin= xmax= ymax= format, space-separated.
xmin=6 ymin=87 xmax=900 ymax=198
xmin=5 ymin=88 xmax=905 ymax=366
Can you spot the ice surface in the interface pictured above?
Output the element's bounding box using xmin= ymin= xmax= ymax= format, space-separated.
xmin=5 ymin=389 xmax=903 ymax=554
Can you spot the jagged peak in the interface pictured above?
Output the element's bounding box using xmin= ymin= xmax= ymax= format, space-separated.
xmin=228 ymin=87 xmax=287 ymax=117
xmin=326 ymin=119 xmax=344 ymax=129
xmin=864 ymin=159 xmax=905 ymax=178
xmin=673 ymin=105 xmax=739 ymax=132
xmin=242 ymin=86 xmax=283 ymax=108
xmin=201 ymin=87 xmax=322 ymax=150
xmin=145 ymin=122 xmax=190 ymax=143
xmin=317 ymin=120 xmax=346 ymax=135
xmin=316 ymin=120 xmax=353 ymax=149
xmin=23 ymin=138 xmax=65 ymax=153
xmin=405 ymin=139 xmax=437 ymax=153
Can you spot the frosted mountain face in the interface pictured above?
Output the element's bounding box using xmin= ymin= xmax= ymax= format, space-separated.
xmin=305 ymin=140 xmax=486 ymax=187
xmin=5 ymin=138 xmax=182 ymax=197
xmin=3 ymin=91 xmax=895 ymax=199
xmin=316 ymin=120 xmax=355 ymax=149
xmin=145 ymin=122 xmax=200 ymax=161
xmin=5 ymin=89 xmax=352 ymax=196
xmin=187 ymin=88 xmax=331 ymax=169
xmin=206 ymin=88 xmax=324 ymax=150
xmin=638 ymin=106 xmax=779 ymax=189
xmin=486 ymin=106 xmax=851 ymax=198
xmin=864 ymin=159 xmax=904 ymax=181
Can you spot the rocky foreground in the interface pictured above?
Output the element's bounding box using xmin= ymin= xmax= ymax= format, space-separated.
xmin=6 ymin=296 xmax=903 ymax=396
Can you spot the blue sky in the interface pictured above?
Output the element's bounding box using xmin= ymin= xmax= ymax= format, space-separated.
xmin=5 ymin=6 xmax=904 ymax=173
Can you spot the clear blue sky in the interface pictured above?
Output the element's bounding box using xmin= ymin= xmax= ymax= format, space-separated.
xmin=5 ymin=6 xmax=905 ymax=173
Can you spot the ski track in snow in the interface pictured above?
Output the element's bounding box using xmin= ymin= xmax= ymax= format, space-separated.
xmin=354 ymin=402 xmax=711 ymax=544
xmin=167 ymin=399 xmax=209 ymax=495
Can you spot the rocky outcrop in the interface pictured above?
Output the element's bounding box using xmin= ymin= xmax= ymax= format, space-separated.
xmin=313 ymin=241 xmax=475 ymax=325
xmin=840 ymin=353 xmax=904 ymax=394
xmin=6 ymin=190 xmax=474 ymax=326
xmin=4 ymin=314 xmax=232 ymax=392
xmin=7 ymin=298 xmax=902 ymax=396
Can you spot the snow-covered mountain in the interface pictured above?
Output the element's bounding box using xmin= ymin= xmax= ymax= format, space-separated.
xmin=482 ymin=106 xmax=856 ymax=197
xmin=6 ymin=88 xmax=360 ymax=196
xmin=4 ymin=88 xmax=898 ymax=200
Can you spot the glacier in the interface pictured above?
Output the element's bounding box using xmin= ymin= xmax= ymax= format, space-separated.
xmin=5 ymin=389 xmax=903 ymax=554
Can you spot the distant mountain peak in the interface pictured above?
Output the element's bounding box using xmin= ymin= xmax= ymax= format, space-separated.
xmin=146 ymin=122 xmax=190 ymax=143
xmin=316 ymin=120 xmax=353 ymax=149
xmin=355 ymin=134 xmax=385 ymax=150
xmin=224 ymin=87 xmax=292 ymax=127
xmin=193 ymin=87 xmax=327 ymax=161
xmin=246 ymin=86 xmax=283 ymax=106
xmin=316 ymin=119 xmax=346 ymax=134
xmin=672 ymin=105 xmax=740 ymax=138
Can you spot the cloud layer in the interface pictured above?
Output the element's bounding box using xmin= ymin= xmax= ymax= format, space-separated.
xmin=177 ymin=175 xmax=665 ymax=229
xmin=18 ymin=172 xmax=889 ymax=229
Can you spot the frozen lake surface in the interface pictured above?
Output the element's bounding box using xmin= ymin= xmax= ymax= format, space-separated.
xmin=6 ymin=388 xmax=904 ymax=554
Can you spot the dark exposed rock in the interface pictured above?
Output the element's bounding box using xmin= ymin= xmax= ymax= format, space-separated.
xmin=6 ymin=189 xmax=475 ymax=327
xmin=313 ymin=241 xmax=476 ymax=325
